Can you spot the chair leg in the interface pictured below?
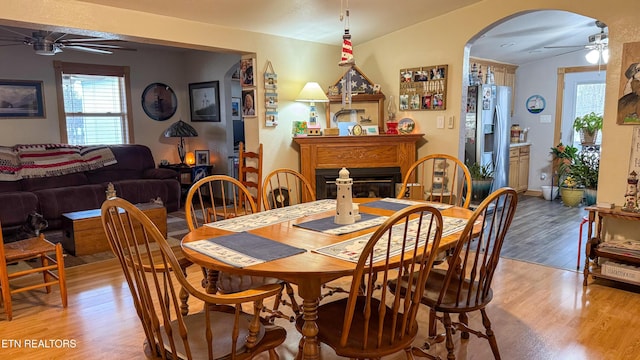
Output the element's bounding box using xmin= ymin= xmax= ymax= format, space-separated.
xmin=480 ymin=308 xmax=501 ymax=360
xmin=42 ymin=254 xmax=51 ymax=293
xmin=578 ymin=216 xmax=588 ymax=270
xmin=459 ymin=312 xmax=469 ymax=339
xmin=428 ymin=308 xmax=437 ymax=337
xmin=0 ymin=266 xmax=12 ymax=321
xmin=443 ymin=313 xmax=456 ymax=360
xmin=55 ymin=244 xmax=67 ymax=308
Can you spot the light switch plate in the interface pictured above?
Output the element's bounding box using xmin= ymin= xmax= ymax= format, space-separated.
xmin=436 ymin=115 xmax=445 ymax=129
xmin=448 ymin=116 xmax=455 ymax=129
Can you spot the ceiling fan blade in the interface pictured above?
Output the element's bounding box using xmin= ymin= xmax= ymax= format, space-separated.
xmin=543 ymin=45 xmax=586 ymax=49
xmin=63 ymin=45 xmax=113 ymax=54
xmin=63 ymin=42 xmax=136 ymax=51
xmin=60 ymin=37 xmax=122 ymax=43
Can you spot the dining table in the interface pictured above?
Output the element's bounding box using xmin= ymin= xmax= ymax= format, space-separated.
xmin=181 ymin=198 xmax=475 ymax=360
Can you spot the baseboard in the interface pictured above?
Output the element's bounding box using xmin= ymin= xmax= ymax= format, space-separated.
xmin=524 ymin=190 xmax=541 ymax=197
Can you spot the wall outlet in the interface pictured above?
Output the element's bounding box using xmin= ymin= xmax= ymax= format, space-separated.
xmin=436 ymin=116 xmax=445 ymax=129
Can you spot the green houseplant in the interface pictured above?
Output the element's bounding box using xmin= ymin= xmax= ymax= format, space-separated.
xmin=573 ymin=112 xmax=603 ymax=145
xmin=568 ymin=150 xmax=600 ymax=205
xmin=467 ymin=162 xmax=494 ymax=204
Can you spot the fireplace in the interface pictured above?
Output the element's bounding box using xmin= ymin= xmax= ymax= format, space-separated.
xmin=315 ymin=167 xmax=403 ymax=199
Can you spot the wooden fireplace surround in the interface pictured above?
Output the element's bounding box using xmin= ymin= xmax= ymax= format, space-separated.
xmin=293 ymin=134 xmax=424 ymax=194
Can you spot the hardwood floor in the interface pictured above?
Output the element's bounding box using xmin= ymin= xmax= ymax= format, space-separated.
xmin=1 ymin=195 xmax=639 ymax=359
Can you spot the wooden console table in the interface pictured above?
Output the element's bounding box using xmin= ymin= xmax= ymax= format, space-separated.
xmin=584 ymin=206 xmax=640 ymax=287
xmin=293 ymin=134 xmax=424 ymax=194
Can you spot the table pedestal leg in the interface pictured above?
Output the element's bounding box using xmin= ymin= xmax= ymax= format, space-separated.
xmin=297 ymin=283 xmax=321 ymax=360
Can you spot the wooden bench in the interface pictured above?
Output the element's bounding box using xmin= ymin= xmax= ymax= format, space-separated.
xmin=61 ymin=203 xmax=167 ymax=256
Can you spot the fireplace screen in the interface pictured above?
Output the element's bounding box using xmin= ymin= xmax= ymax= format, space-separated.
xmin=315 ymin=167 xmax=402 ymax=199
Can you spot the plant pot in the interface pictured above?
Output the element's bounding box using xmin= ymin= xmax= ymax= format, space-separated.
xmin=471 ymin=178 xmax=493 ymax=204
xmin=560 ymin=187 xmax=584 ymax=207
xmin=541 ymin=185 xmax=559 ymax=201
xmin=580 ymin=129 xmax=599 ymax=145
xmin=584 ymin=188 xmax=597 ymax=206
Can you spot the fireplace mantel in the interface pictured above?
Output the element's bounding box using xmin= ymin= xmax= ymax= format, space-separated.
xmin=293 ymin=134 xmax=424 ymax=194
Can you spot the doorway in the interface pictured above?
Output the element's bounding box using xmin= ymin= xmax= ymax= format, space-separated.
xmin=554 ymin=65 xmax=606 ymax=149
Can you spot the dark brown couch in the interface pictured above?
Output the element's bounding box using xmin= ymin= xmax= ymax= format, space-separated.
xmin=0 ymin=144 xmax=180 ymax=231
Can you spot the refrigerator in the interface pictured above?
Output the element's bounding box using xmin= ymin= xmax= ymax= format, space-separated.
xmin=464 ymin=84 xmax=511 ymax=193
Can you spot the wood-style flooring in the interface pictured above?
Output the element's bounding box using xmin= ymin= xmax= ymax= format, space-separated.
xmin=502 ymin=195 xmax=589 ymax=271
xmin=1 ymin=195 xmax=639 ymax=360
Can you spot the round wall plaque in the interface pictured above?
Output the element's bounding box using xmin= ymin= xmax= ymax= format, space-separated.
xmin=526 ymin=95 xmax=546 ymax=114
xmin=142 ymin=82 xmax=177 ymax=121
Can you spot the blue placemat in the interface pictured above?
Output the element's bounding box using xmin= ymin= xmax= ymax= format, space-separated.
xmin=184 ymin=232 xmax=306 ymax=268
xmin=293 ymin=213 xmax=385 ymax=235
xmin=360 ymin=199 xmax=412 ymax=211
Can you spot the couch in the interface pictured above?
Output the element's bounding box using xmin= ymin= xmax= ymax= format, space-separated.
xmin=0 ymin=144 xmax=180 ymax=231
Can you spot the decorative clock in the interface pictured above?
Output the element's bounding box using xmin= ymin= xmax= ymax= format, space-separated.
xmin=142 ymin=82 xmax=178 ymax=121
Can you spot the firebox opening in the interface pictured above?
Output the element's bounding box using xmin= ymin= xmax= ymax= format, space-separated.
xmin=315 ymin=167 xmax=402 ymax=200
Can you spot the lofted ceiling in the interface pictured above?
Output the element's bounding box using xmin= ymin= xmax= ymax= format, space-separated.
xmin=2 ymin=2 xmax=600 ymax=66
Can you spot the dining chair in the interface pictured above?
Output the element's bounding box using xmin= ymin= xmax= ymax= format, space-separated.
xmin=100 ymin=197 xmax=287 ymax=360
xmin=397 ymin=154 xmax=472 ymax=209
xmin=296 ymin=204 xmax=444 ymax=359
xmin=184 ymin=175 xmax=297 ymax=322
xmin=238 ymin=142 xmax=263 ymax=211
xmin=262 ymin=168 xmax=316 ymax=210
xmin=0 ymin=225 xmax=67 ymax=321
xmin=410 ymin=187 xmax=518 ymax=359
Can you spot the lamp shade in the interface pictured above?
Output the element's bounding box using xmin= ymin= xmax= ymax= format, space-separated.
xmin=296 ymin=82 xmax=329 ymax=103
xmin=163 ymin=120 xmax=198 ymax=138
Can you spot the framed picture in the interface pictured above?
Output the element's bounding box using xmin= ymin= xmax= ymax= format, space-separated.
xmin=189 ymin=81 xmax=220 ymax=122
xmin=195 ymin=150 xmax=210 ymax=165
xmin=0 ymin=80 xmax=45 ymax=118
xmin=241 ymin=89 xmax=257 ymax=118
xmin=231 ymin=97 xmax=241 ymax=119
xmin=240 ymin=58 xmax=255 ymax=87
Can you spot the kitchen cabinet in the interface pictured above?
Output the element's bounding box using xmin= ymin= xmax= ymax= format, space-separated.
xmin=508 ymin=144 xmax=530 ymax=193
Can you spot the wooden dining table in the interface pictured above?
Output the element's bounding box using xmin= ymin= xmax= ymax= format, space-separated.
xmin=181 ymin=198 xmax=475 ymax=360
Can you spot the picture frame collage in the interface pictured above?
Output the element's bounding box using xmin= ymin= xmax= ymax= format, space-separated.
xmin=399 ymin=64 xmax=448 ymax=111
xmin=240 ymin=57 xmax=257 ymax=119
xmin=264 ymin=60 xmax=278 ymax=127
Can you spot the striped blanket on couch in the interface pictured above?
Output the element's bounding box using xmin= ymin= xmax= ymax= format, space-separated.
xmin=0 ymin=144 xmax=117 ymax=181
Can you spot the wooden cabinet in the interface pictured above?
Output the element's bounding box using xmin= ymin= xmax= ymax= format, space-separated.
xmin=508 ymin=145 xmax=529 ymax=193
xmin=584 ymin=206 xmax=640 ymax=287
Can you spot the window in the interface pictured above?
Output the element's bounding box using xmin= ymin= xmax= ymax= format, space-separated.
xmin=54 ymin=61 xmax=134 ymax=144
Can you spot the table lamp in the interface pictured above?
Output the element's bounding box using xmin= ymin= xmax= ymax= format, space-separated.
xmin=296 ymin=82 xmax=329 ymax=134
xmin=163 ymin=119 xmax=198 ymax=166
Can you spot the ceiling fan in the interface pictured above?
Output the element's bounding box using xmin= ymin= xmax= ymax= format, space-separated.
xmin=543 ymin=20 xmax=608 ymax=64
xmin=0 ymin=27 xmax=135 ymax=55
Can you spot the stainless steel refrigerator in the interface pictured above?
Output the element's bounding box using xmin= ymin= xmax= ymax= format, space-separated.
xmin=464 ymin=84 xmax=511 ymax=194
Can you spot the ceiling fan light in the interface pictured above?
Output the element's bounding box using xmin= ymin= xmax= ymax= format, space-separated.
xmin=602 ymin=48 xmax=610 ymax=63
xmin=585 ymin=49 xmax=600 ymax=64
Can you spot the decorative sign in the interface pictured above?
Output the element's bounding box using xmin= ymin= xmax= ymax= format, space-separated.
xmin=629 ymin=126 xmax=640 ymax=176
xmin=398 ymin=64 xmax=448 ymax=111
xmin=617 ymin=41 xmax=640 ymax=125
xmin=264 ymin=60 xmax=278 ymax=127
xmin=526 ymin=95 xmax=546 ymax=114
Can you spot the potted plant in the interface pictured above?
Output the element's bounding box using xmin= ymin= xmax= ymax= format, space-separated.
xmin=573 ymin=112 xmax=603 ymax=145
xmin=569 ymin=150 xmax=600 ymax=205
xmin=467 ymin=162 xmax=494 ymax=204
xmin=559 ymin=175 xmax=585 ymax=207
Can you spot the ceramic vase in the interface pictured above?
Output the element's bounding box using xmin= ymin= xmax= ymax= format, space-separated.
xmin=560 ymin=187 xmax=584 ymax=207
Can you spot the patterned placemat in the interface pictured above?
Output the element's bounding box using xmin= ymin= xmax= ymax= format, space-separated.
xmin=184 ymin=232 xmax=306 ymax=268
xmin=293 ymin=213 xmax=387 ymax=235
xmin=205 ymin=199 xmax=336 ymax=232
xmin=314 ymin=216 xmax=468 ymax=263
